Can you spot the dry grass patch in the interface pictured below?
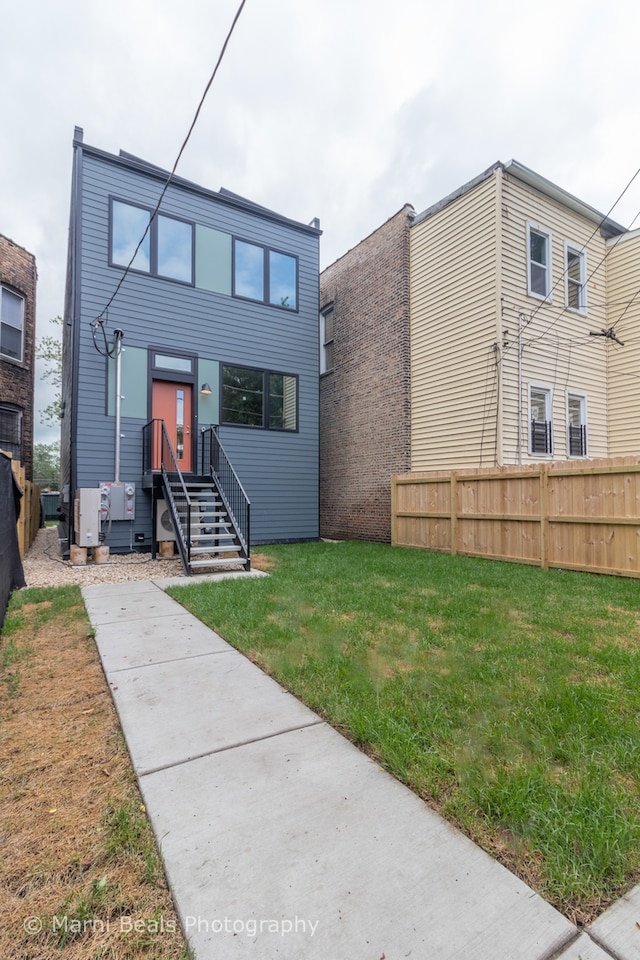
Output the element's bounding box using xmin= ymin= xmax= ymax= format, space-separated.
xmin=0 ymin=587 xmax=191 ymax=960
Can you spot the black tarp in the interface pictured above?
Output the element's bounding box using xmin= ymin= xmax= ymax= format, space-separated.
xmin=0 ymin=452 xmax=26 ymax=632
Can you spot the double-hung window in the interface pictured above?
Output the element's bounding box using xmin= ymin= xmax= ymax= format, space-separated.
xmin=567 ymin=393 xmax=587 ymax=457
xmin=221 ymin=365 xmax=298 ymax=431
xmin=565 ymin=243 xmax=587 ymax=314
xmin=530 ymin=385 xmax=553 ymax=454
xmin=320 ymin=305 xmax=334 ymax=373
xmin=1 ymin=285 xmax=25 ymax=362
xmin=110 ymin=199 xmax=194 ymax=284
xmin=527 ymin=223 xmax=552 ymax=300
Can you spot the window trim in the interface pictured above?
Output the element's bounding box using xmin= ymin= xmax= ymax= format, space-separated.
xmin=232 ymin=238 xmax=299 ymax=312
xmin=109 ymin=197 xmax=195 ymax=286
xmin=220 ymin=363 xmax=299 ymax=432
xmin=566 ymin=391 xmax=588 ymax=458
xmin=320 ymin=304 xmax=334 ymax=374
xmin=0 ymin=284 xmax=25 ymax=364
xmin=526 ymin=222 xmax=553 ymax=302
xmin=564 ymin=242 xmax=587 ymax=315
xmin=529 ymin=383 xmax=553 ymax=456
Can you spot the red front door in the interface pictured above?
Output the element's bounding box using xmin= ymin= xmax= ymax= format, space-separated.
xmin=152 ymin=381 xmax=193 ymax=471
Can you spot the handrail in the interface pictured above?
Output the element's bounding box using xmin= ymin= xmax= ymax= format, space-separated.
xmin=200 ymin=426 xmax=250 ymax=567
xmin=151 ymin=420 xmax=191 ymax=575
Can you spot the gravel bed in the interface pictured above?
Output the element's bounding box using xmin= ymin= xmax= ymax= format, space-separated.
xmin=22 ymin=526 xmax=186 ymax=588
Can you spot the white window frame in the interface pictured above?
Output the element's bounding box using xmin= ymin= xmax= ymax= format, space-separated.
xmin=526 ymin=222 xmax=553 ymax=301
xmin=566 ymin=391 xmax=588 ymax=458
xmin=320 ymin=305 xmax=334 ymax=374
xmin=0 ymin=285 xmax=25 ymax=363
xmin=564 ymin=242 xmax=587 ymax=315
xmin=529 ymin=383 xmax=553 ymax=456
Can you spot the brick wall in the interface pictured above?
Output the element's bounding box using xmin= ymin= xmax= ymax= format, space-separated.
xmin=319 ymin=206 xmax=413 ymax=542
xmin=0 ymin=234 xmax=37 ymax=480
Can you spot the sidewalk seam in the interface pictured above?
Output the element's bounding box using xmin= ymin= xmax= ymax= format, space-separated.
xmin=103 ymin=647 xmax=238 ymax=674
xmin=138 ymin=718 xmax=327 ymax=778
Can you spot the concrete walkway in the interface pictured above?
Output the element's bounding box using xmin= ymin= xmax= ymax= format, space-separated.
xmin=82 ymin=578 xmax=640 ymax=960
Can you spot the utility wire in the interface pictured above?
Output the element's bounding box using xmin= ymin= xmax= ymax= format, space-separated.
xmin=91 ymin=0 xmax=248 ymax=333
xmin=525 ymin=165 xmax=640 ymax=329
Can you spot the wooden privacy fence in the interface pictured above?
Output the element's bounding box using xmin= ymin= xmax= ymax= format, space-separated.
xmin=2 ymin=454 xmax=41 ymax=559
xmin=392 ymin=457 xmax=640 ymax=578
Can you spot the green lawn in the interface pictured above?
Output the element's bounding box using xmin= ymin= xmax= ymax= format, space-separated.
xmin=169 ymin=541 xmax=640 ymax=921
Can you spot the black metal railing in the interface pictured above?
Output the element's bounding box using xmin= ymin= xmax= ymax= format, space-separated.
xmin=200 ymin=426 xmax=250 ymax=567
xmin=530 ymin=419 xmax=552 ymax=455
xmin=569 ymin=424 xmax=587 ymax=457
xmin=144 ymin=418 xmax=192 ymax=574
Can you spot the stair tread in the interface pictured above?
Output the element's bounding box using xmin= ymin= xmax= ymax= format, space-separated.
xmin=191 ymin=545 xmax=239 ymax=555
xmin=189 ymin=557 xmax=248 ymax=569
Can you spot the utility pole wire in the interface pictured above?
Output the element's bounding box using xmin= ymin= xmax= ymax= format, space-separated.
xmin=91 ymin=0 xmax=248 ymax=334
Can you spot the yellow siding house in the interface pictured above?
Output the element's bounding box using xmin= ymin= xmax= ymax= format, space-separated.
xmin=410 ymin=161 xmax=630 ymax=470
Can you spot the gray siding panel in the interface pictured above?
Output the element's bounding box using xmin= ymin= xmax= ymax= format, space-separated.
xmin=69 ymin=148 xmax=319 ymax=549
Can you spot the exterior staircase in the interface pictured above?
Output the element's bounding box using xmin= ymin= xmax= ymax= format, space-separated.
xmin=161 ymin=476 xmax=249 ymax=575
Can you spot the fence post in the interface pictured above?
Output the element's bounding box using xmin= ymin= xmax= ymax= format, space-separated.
xmin=450 ymin=472 xmax=458 ymax=556
xmin=391 ymin=476 xmax=398 ymax=546
xmin=539 ymin=464 xmax=549 ymax=570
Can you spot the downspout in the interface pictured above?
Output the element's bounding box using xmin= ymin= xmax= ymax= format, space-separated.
xmin=517 ymin=313 xmax=524 ymax=464
xmin=69 ymin=127 xmax=84 ymax=547
xmin=494 ymin=165 xmax=504 ymax=465
xmin=113 ymin=329 xmax=124 ymax=483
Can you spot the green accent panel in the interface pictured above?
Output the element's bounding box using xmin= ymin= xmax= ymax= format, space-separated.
xmin=195 ymin=224 xmax=232 ymax=295
xmin=197 ymin=359 xmax=219 ymax=426
xmin=107 ymin=346 xmax=148 ymax=418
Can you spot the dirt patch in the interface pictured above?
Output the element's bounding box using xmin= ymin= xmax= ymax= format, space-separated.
xmin=0 ymin=594 xmax=190 ymax=959
xmin=250 ymin=551 xmax=279 ymax=572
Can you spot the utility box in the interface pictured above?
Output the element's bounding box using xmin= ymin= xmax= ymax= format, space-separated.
xmin=99 ymin=481 xmax=136 ymax=521
xmin=74 ymin=488 xmax=101 ymax=547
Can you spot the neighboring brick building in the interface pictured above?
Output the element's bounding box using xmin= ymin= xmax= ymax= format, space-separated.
xmin=0 ymin=235 xmax=37 ymax=480
xmin=319 ymin=206 xmax=414 ymax=541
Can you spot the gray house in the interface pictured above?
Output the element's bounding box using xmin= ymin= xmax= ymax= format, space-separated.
xmin=61 ymin=128 xmax=320 ymax=571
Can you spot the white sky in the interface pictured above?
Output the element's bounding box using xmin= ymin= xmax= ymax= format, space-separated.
xmin=2 ymin=0 xmax=640 ymax=444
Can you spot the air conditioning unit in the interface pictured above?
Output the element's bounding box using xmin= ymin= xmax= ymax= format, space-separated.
xmin=156 ymin=498 xmax=176 ymax=542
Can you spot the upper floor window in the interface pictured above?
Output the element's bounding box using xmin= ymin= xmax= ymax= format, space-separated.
xmin=530 ymin=384 xmax=553 ymax=455
xmin=157 ymin=215 xmax=193 ymax=283
xmin=110 ymin=199 xmax=193 ymax=284
xmin=527 ymin=223 xmax=552 ymax=300
xmin=233 ymin=240 xmax=297 ymax=310
xmin=0 ymin=404 xmax=22 ymax=460
xmin=565 ymin=244 xmax=587 ymax=314
xmin=567 ymin=392 xmax=587 ymax=457
xmin=221 ymin=364 xmax=298 ymax=431
xmin=320 ymin=305 xmax=334 ymax=373
xmin=0 ymin=286 xmax=25 ymax=362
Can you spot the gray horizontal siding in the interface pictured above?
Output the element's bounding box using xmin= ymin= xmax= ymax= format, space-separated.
xmin=70 ymin=150 xmax=319 ymax=547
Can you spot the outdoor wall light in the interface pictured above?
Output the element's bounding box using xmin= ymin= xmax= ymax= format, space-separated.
xmin=200 ymin=383 xmax=212 ymax=395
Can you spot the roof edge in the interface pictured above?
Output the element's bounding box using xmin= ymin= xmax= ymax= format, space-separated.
xmin=72 ymin=129 xmax=321 ymax=237
xmin=412 ymin=163 xmax=502 ymax=226
xmin=504 ymin=160 xmax=626 ymax=238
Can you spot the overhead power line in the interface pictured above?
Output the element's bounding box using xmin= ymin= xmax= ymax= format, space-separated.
xmin=91 ymin=0 xmax=248 ymax=339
